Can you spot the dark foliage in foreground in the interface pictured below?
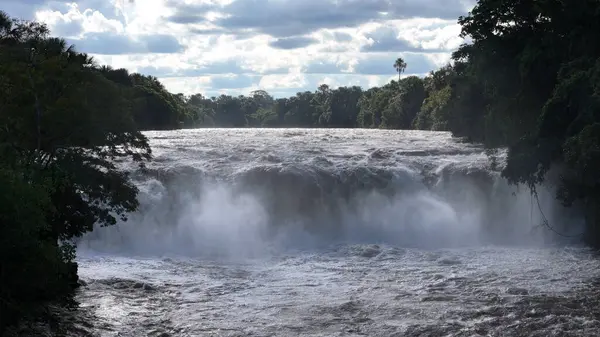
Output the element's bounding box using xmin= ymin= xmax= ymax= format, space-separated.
xmin=0 ymin=11 xmax=150 ymax=333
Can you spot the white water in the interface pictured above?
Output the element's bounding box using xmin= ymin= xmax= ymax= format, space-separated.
xmin=73 ymin=129 xmax=600 ymax=336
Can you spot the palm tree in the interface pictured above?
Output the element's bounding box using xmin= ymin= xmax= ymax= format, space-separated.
xmin=393 ymin=57 xmax=407 ymax=82
xmin=0 ymin=11 xmax=13 ymax=40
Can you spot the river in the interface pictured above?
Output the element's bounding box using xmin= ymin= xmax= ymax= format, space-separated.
xmin=73 ymin=128 xmax=600 ymax=336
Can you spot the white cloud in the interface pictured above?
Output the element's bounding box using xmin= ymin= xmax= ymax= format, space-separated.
xmin=258 ymin=73 xmax=308 ymax=90
xmin=2 ymin=0 xmax=474 ymax=97
xmin=35 ymin=4 xmax=124 ymax=37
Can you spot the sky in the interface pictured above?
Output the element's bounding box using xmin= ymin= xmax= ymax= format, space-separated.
xmin=3 ymin=0 xmax=475 ymax=98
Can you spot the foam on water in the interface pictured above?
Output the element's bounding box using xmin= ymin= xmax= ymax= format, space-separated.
xmin=79 ymin=129 xmax=580 ymax=256
xmin=74 ymin=246 xmax=600 ymax=336
xmin=72 ymin=129 xmax=598 ymax=336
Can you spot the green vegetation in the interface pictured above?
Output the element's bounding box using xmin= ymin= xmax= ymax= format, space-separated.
xmin=176 ymin=77 xmax=428 ymax=129
xmin=443 ymin=0 xmax=600 ymax=244
xmin=2 ymin=0 xmax=600 ymax=332
xmin=0 ymin=11 xmax=151 ymax=333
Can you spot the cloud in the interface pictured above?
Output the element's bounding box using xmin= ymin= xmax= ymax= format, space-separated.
xmin=68 ymin=32 xmax=184 ymax=55
xmin=211 ymin=74 xmax=258 ymax=89
xmin=332 ymin=32 xmax=353 ymax=42
xmin=136 ymin=66 xmax=176 ymax=77
xmin=300 ymin=53 xmax=438 ymax=76
xmin=362 ymin=25 xmax=432 ymax=52
xmin=5 ymin=0 xmax=127 ymax=22
xmin=142 ymin=34 xmax=184 ymax=53
xmin=165 ymin=0 xmax=471 ymax=38
xmin=137 ymin=60 xmax=247 ymax=77
xmin=48 ymin=16 xmax=84 ymax=37
xmin=303 ymin=60 xmax=346 ymax=74
xmin=269 ymin=36 xmax=319 ymax=50
xmin=2 ymin=0 xmax=51 ymax=19
xmin=163 ymin=0 xmax=219 ymax=24
xmin=34 ymin=2 xmax=126 ymax=38
xmin=258 ymin=73 xmax=309 ymax=90
xmin=2 ymin=0 xmax=475 ymax=98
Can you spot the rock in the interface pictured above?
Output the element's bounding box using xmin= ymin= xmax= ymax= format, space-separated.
xmin=421 ymin=295 xmax=456 ymax=302
xmin=149 ymin=330 xmax=171 ymax=337
xmin=438 ymin=258 xmax=462 ymax=266
xmin=143 ymin=283 xmax=156 ymax=291
xmin=133 ymin=282 xmax=156 ymax=291
xmin=360 ymin=246 xmax=381 ymax=258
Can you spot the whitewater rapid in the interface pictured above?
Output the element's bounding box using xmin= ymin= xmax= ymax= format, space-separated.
xmin=73 ymin=129 xmax=600 ymax=336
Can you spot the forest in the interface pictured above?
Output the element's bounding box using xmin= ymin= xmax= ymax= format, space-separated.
xmin=1 ymin=0 xmax=600 ymax=333
xmin=97 ymin=57 xmax=453 ymax=131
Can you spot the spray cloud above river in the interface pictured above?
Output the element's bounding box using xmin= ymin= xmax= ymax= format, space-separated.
xmin=79 ymin=129 xmax=581 ymax=258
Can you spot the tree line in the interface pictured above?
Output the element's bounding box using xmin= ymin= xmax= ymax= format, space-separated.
xmin=2 ymin=0 xmax=600 ymax=332
xmin=124 ymin=64 xmax=462 ymax=131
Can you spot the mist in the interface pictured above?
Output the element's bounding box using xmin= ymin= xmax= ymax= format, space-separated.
xmin=78 ymin=159 xmax=578 ymax=259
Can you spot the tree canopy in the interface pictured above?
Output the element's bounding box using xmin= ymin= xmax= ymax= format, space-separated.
xmin=422 ymin=0 xmax=600 ymax=242
xmin=0 ymin=11 xmax=151 ymax=332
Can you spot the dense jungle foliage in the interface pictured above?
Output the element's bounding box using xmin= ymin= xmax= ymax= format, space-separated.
xmin=1 ymin=0 xmax=600 ymax=332
xmin=0 ymin=11 xmax=152 ymax=333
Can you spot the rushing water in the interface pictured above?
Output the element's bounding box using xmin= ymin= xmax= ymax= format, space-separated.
xmin=73 ymin=129 xmax=600 ymax=336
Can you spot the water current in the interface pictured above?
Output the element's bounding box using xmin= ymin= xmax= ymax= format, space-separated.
xmin=72 ymin=129 xmax=600 ymax=336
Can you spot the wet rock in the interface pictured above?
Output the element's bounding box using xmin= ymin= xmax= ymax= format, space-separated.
xmin=354 ymin=316 xmax=372 ymax=323
xmin=339 ymin=301 xmax=360 ymax=312
xmin=438 ymin=258 xmax=462 ymax=265
xmin=432 ymin=274 xmax=445 ymax=280
xmin=133 ymin=282 xmax=156 ymax=291
xmin=370 ymin=149 xmax=390 ymax=159
xmin=110 ymin=280 xmax=131 ymax=289
xmin=359 ymin=246 xmax=381 ymax=258
xmin=394 ymin=292 xmax=412 ymax=300
xmin=421 ymin=295 xmax=456 ymax=302
xmin=144 ymin=283 xmax=156 ymax=291
xmin=148 ymin=329 xmax=171 ymax=337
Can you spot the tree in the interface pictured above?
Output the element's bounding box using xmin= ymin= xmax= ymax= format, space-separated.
xmin=393 ymin=57 xmax=407 ymax=82
xmin=0 ymin=11 xmax=151 ymax=331
xmin=1 ymin=11 xmax=152 ymax=245
xmin=448 ymin=0 xmax=600 ymax=242
xmin=185 ymin=93 xmax=215 ymax=126
xmin=213 ymin=94 xmax=246 ymax=127
xmin=414 ymin=65 xmax=457 ymax=130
